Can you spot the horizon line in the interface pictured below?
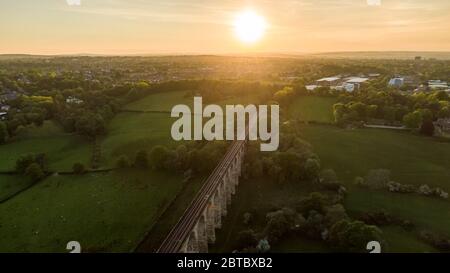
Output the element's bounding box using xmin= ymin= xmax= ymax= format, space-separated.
xmin=2 ymin=50 xmax=450 ymax=58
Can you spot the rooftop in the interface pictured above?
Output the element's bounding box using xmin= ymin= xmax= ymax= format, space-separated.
xmin=345 ymin=77 xmax=369 ymax=83
xmin=317 ymin=76 xmax=341 ymax=82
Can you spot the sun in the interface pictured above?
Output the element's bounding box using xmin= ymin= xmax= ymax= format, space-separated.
xmin=234 ymin=10 xmax=267 ymax=44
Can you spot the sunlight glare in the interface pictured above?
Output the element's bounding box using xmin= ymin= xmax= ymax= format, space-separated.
xmin=234 ymin=10 xmax=267 ymax=44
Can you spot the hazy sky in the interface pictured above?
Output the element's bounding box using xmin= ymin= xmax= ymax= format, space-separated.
xmin=1 ymin=0 xmax=450 ymax=54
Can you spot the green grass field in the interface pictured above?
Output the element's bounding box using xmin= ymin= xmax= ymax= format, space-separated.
xmin=0 ymin=175 xmax=33 ymax=202
xmin=0 ymin=169 xmax=185 ymax=252
xmin=0 ymin=121 xmax=91 ymax=172
xmin=300 ymin=125 xmax=450 ymax=189
xmin=124 ymin=90 xmax=192 ymax=112
xmin=299 ymin=124 xmax=450 ymax=251
xmin=0 ymin=91 xmax=200 ymax=252
xmin=381 ymin=226 xmax=437 ymax=253
xmin=100 ymin=112 xmax=177 ymax=167
xmin=289 ymin=96 xmax=337 ymax=123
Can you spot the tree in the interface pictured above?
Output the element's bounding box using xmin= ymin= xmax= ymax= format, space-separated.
xmin=15 ymin=154 xmax=35 ymax=173
xmin=0 ymin=121 xmax=8 ymax=144
xmin=329 ymin=220 xmax=383 ymax=252
xmin=134 ymin=150 xmax=149 ymax=168
xmin=304 ymin=158 xmax=321 ymax=180
xmin=25 ymin=163 xmax=45 ymax=182
xmin=320 ymin=169 xmax=338 ymax=183
xmin=403 ymin=110 xmax=423 ymax=129
xmin=264 ymin=208 xmax=295 ymax=243
xmin=149 ymin=145 xmax=170 ymax=170
xmin=72 ymin=162 xmax=86 ymax=174
xmin=296 ymin=192 xmax=327 ymax=215
xmin=324 ymin=204 xmax=348 ymax=227
xmin=273 ymin=86 xmax=294 ymax=105
xmin=116 ymin=155 xmax=130 ymax=168
xmin=333 ymin=103 xmax=346 ymax=125
xmin=420 ymin=120 xmax=435 ymax=136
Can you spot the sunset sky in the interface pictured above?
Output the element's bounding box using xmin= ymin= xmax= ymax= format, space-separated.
xmin=1 ymin=0 xmax=450 ymax=55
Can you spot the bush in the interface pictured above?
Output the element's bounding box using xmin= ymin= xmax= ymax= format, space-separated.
xmin=25 ymin=163 xmax=45 ymax=182
xmin=324 ymin=204 xmax=348 ymax=227
xmin=243 ymin=212 xmax=252 ymax=225
xmin=419 ymin=120 xmax=435 ymax=136
xmin=235 ymin=229 xmax=258 ymax=250
xmin=320 ymin=169 xmax=338 ymax=183
xmin=16 ymin=154 xmax=35 ymax=173
xmin=15 ymin=153 xmax=47 ymax=174
xmin=358 ymin=211 xmax=393 ymax=226
xmin=149 ymin=145 xmax=170 ymax=170
xmin=328 ymin=220 xmax=383 ymax=252
xmin=296 ymin=192 xmax=327 ymax=215
xmin=116 ymin=155 xmax=130 ymax=168
xmin=264 ymin=208 xmax=296 ymax=243
xmin=134 ymin=150 xmax=149 ymax=168
xmin=418 ymin=230 xmax=450 ymax=251
xmin=353 ymin=176 xmax=365 ymax=186
xmin=72 ymin=163 xmax=86 ymax=174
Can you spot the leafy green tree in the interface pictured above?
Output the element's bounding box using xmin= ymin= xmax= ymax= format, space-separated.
xmin=134 ymin=150 xmax=149 ymax=168
xmin=72 ymin=162 xmax=86 ymax=174
xmin=296 ymin=192 xmax=327 ymax=215
xmin=304 ymin=158 xmax=321 ymax=180
xmin=25 ymin=163 xmax=45 ymax=182
xmin=149 ymin=145 xmax=170 ymax=170
xmin=15 ymin=154 xmax=35 ymax=173
xmin=264 ymin=208 xmax=295 ymax=243
xmin=420 ymin=120 xmax=435 ymax=136
xmin=329 ymin=220 xmax=383 ymax=252
xmin=403 ymin=110 xmax=423 ymax=129
xmin=116 ymin=155 xmax=130 ymax=168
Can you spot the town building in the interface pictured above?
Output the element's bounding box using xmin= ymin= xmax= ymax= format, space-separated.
xmin=0 ymin=112 xmax=7 ymax=120
xmin=316 ymin=76 xmax=342 ymax=86
xmin=0 ymin=105 xmax=10 ymax=112
xmin=66 ymin=96 xmax=84 ymax=104
xmin=388 ymin=77 xmax=405 ymax=87
xmin=308 ymin=75 xmax=370 ymax=92
xmin=434 ymin=118 xmax=450 ymax=136
xmin=428 ymin=80 xmax=448 ymax=90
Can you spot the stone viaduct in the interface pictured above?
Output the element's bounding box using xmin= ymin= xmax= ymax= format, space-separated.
xmin=157 ymin=140 xmax=246 ymax=253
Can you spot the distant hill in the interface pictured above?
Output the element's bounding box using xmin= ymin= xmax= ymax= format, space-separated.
xmin=1 ymin=51 xmax=450 ymax=60
xmin=310 ymin=51 xmax=450 ymax=60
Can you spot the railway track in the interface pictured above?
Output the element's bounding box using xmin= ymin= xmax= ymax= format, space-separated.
xmin=157 ymin=140 xmax=246 ymax=253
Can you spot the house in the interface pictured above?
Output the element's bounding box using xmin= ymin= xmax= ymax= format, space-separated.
xmin=389 ymin=77 xmax=405 ymax=87
xmin=306 ymin=85 xmax=318 ymax=91
xmin=434 ymin=118 xmax=450 ymax=136
xmin=66 ymin=96 xmax=84 ymax=105
xmin=343 ymin=83 xmax=356 ymax=92
xmin=345 ymin=77 xmax=369 ymax=90
xmin=0 ymin=112 xmax=7 ymax=120
xmin=0 ymin=105 xmax=10 ymax=112
xmin=310 ymin=75 xmax=369 ymax=92
xmin=316 ymin=76 xmax=341 ymax=87
xmin=428 ymin=80 xmax=448 ymax=90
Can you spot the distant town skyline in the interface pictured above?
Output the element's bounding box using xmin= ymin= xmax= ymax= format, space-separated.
xmin=1 ymin=0 xmax=450 ymax=55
